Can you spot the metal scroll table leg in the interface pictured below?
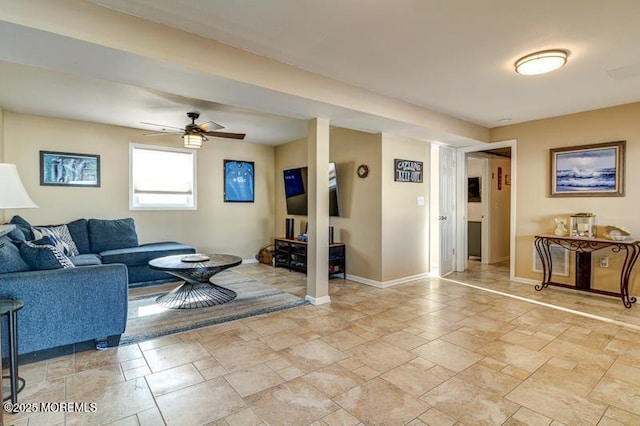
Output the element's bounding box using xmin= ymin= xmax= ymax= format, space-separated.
xmin=619 ymin=243 xmax=639 ymax=308
xmin=534 ymin=236 xmax=552 ymax=291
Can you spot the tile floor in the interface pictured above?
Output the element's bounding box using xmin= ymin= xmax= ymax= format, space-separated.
xmin=4 ymin=260 xmax=640 ymax=425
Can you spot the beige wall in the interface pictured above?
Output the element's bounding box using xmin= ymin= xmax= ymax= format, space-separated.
xmin=381 ymin=134 xmax=430 ymax=282
xmin=2 ymin=112 xmax=276 ymax=260
xmin=488 ymin=157 xmax=511 ymax=263
xmin=491 ymin=102 xmax=640 ymax=294
xmin=274 ymin=127 xmax=384 ymax=281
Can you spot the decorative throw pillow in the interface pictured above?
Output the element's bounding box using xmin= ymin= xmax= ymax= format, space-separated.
xmin=19 ymin=237 xmax=75 ymax=270
xmin=10 ymin=215 xmax=34 ymax=240
xmin=32 ymin=224 xmax=79 ymax=256
xmin=88 ymin=218 xmax=139 ymax=253
xmin=0 ymin=237 xmax=31 ymax=273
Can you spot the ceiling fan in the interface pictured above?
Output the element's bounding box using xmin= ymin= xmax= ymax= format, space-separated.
xmin=142 ymin=111 xmax=246 ymax=148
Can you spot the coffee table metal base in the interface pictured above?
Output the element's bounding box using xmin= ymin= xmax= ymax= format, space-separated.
xmin=156 ymin=282 xmax=237 ymax=309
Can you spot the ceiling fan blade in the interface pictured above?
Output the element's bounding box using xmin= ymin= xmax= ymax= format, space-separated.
xmin=140 ymin=122 xmax=185 ymax=131
xmin=196 ymin=120 xmax=224 ymax=132
xmin=142 ymin=131 xmax=182 ymax=136
xmin=203 ymin=131 xmax=246 ymax=140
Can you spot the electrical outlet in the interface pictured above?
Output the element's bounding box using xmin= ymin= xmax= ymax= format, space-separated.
xmin=599 ymin=256 xmax=609 ymax=268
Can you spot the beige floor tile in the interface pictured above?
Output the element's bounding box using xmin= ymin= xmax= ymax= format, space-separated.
xmin=321 ymin=408 xmax=360 ymax=426
xmin=321 ymin=329 xmax=368 ymax=351
xmin=381 ymin=330 xmax=430 ymax=350
xmin=600 ymin=406 xmax=640 ymax=425
xmin=224 ymin=407 xmax=263 ymax=426
xmin=506 ymin=376 xmax=607 ymax=424
xmin=143 ymin=340 xmax=211 ymax=372
xmin=279 ymin=339 xmax=348 ymax=372
xmin=439 ymin=329 xmax=491 ymax=351
xmin=259 ymin=329 xmax=306 ymax=350
xmin=246 ymin=378 xmax=338 ymax=425
xmin=146 ymin=363 xmax=204 ymax=396
xmin=422 ymin=377 xmax=520 ymax=425
xmin=300 ymin=364 xmax=365 ymax=398
xmin=210 ymin=339 xmax=280 ymax=372
xmin=500 ymin=329 xmax=552 ymax=351
xmin=346 ymin=340 xmax=415 ymax=373
xmin=65 ymin=377 xmax=156 ymax=425
xmin=224 ymin=363 xmax=284 ymax=397
xmin=476 ymin=341 xmax=551 ymax=373
xmin=136 ymin=406 xmax=165 ymax=426
xmin=333 ymin=377 xmax=429 ymax=425
xmin=455 ymin=363 xmax=522 ymax=396
xmin=380 ymin=357 xmax=445 ymax=397
xmin=65 ymin=363 xmax=125 ymax=400
xmin=417 ymin=407 xmax=457 ymax=426
xmin=412 ymin=339 xmax=483 ymax=372
xmin=589 ymin=375 xmax=640 ymax=416
xmin=156 ymin=377 xmax=246 ymax=425
xmin=507 ymin=406 xmax=553 ymax=426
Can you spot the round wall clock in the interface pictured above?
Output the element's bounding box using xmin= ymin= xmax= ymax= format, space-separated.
xmin=357 ymin=164 xmax=369 ymax=178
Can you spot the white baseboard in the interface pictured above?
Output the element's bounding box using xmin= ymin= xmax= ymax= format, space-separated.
xmin=242 ymin=258 xmax=259 ymax=264
xmin=346 ymin=272 xmax=431 ymax=288
xmin=305 ymin=295 xmax=331 ymax=305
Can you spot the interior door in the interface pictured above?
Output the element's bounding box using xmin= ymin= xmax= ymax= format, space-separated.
xmin=439 ymin=146 xmax=456 ymax=275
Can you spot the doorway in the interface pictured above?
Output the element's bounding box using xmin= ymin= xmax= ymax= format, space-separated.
xmin=455 ymin=140 xmax=516 ymax=280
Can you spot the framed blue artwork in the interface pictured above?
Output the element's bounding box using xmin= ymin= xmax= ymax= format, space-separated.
xmin=40 ymin=150 xmax=100 ymax=187
xmin=550 ymin=140 xmax=625 ymax=197
xmin=224 ymin=160 xmax=255 ymax=202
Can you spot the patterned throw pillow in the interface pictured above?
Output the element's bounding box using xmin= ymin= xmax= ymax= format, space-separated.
xmin=32 ymin=224 xmax=79 ymax=256
xmin=19 ymin=238 xmax=75 ymax=270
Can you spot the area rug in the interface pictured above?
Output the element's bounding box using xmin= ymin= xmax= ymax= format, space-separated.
xmin=121 ymin=271 xmax=308 ymax=345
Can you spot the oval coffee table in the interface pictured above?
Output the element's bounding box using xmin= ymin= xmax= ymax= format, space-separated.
xmin=149 ymin=254 xmax=243 ymax=309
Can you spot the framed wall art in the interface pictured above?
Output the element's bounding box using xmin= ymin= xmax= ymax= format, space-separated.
xmin=40 ymin=151 xmax=100 ymax=187
xmin=394 ymin=159 xmax=423 ymax=183
xmin=224 ymin=160 xmax=255 ymax=202
xmin=550 ymin=140 xmax=625 ymax=197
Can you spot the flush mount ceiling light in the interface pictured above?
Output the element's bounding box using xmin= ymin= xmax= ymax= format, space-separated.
xmin=515 ymin=49 xmax=568 ymax=75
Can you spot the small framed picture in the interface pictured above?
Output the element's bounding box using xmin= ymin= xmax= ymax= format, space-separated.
xmin=224 ymin=160 xmax=255 ymax=202
xmin=40 ymin=151 xmax=100 ymax=187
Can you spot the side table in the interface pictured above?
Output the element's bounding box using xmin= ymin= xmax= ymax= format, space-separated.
xmin=1 ymin=299 xmax=25 ymax=405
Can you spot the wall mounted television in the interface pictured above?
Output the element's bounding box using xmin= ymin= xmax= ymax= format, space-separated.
xmin=283 ymin=162 xmax=340 ymax=216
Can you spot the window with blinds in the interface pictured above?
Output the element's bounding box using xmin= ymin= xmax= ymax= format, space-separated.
xmin=129 ymin=143 xmax=196 ymax=210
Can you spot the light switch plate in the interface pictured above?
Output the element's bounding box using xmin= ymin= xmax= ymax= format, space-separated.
xmin=417 ymin=196 xmax=425 ymax=206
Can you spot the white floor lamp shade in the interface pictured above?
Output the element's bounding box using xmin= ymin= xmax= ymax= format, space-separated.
xmin=0 ymin=163 xmax=38 ymax=209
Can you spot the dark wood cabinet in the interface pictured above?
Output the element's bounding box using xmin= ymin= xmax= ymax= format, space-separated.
xmin=274 ymin=238 xmax=346 ymax=279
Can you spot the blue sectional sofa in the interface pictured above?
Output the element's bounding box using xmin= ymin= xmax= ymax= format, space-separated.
xmin=0 ymin=216 xmax=195 ymax=360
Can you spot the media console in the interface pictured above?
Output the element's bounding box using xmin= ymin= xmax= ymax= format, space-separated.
xmin=274 ymin=238 xmax=346 ymax=279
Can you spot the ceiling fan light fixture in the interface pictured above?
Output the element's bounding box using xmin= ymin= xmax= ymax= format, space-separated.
xmin=515 ymin=49 xmax=568 ymax=75
xmin=183 ymin=132 xmax=204 ymax=148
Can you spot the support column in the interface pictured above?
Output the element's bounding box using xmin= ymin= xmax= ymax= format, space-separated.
xmin=305 ymin=118 xmax=331 ymax=305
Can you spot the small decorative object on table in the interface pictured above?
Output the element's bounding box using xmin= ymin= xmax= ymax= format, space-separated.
xmin=602 ymin=226 xmax=631 ymax=241
xmin=181 ymin=254 xmax=210 ymax=262
xmin=569 ymin=213 xmax=596 ymax=238
xmin=553 ymin=217 xmax=568 ymax=236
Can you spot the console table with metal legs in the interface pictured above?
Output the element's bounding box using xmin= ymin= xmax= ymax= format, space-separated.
xmin=534 ymin=235 xmax=639 ymax=308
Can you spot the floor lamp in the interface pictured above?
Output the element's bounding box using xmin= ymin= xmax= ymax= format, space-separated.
xmin=0 ymin=163 xmax=38 ymax=246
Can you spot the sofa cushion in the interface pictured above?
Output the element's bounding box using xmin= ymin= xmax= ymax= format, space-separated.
xmin=88 ymin=218 xmax=139 ymax=253
xmin=69 ymin=253 xmax=102 ymax=267
xmin=0 ymin=236 xmax=31 ymax=273
xmin=10 ymin=215 xmax=34 ymax=240
xmin=32 ymin=224 xmax=79 ymax=256
xmin=99 ymin=242 xmax=195 ymax=266
xmin=19 ymin=237 xmax=75 ymax=270
xmin=66 ymin=218 xmax=91 ymax=254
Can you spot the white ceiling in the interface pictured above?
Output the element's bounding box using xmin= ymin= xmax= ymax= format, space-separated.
xmin=2 ymin=0 xmax=640 ymax=146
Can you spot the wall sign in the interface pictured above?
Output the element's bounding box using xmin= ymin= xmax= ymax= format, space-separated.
xmin=394 ymin=159 xmax=423 ymax=183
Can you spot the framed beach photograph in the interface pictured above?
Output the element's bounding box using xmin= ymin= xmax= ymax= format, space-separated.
xmin=224 ymin=160 xmax=255 ymax=202
xmin=549 ymin=140 xmax=625 ymax=197
xmin=40 ymin=151 xmax=100 ymax=187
